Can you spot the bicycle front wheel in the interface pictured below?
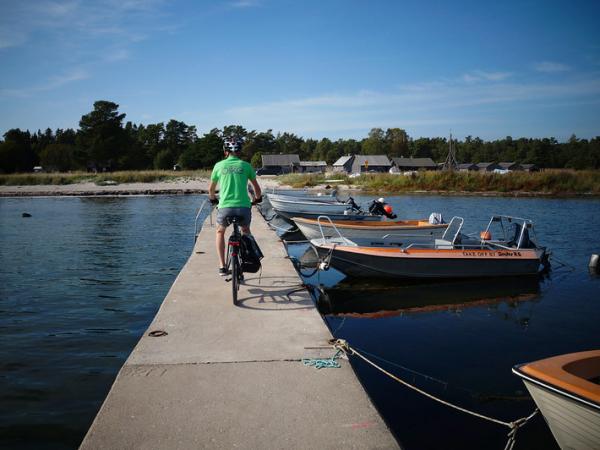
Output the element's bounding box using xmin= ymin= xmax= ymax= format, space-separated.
xmin=231 ymin=254 xmax=239 ymax=306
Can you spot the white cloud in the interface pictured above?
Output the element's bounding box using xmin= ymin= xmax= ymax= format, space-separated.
xmin=0 ymin=0 xmax=169 ymax=49
xmin=461 ymin=70 xmax=513 ymax=83
xmin=533 ymin=61 xmax=571 ymax=73
xmin=217 ymin=75 xmax=600 ymax=137
xmin=229 ymin=0 xmax=261 ymax=8
xmin=0 ymin=29 xmax=28 ymax=49
xmin=0 ymin=69 xmax=89 ymax=98
xmin=104 ymin=48 xmax=130 ymax=62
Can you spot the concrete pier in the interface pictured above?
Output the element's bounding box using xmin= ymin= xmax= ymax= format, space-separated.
xmin=80 ymin=208 xmax=398 ymax=449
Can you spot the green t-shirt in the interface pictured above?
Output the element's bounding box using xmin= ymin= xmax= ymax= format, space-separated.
xmin=210 ymin=155 xmax=256 ymax=208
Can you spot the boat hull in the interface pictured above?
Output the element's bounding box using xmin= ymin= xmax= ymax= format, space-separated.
xmin=267 ymin=192 xmax=340 ymax=204
xmin=276 ymin=209 xmax=383 ymax=222
xmin=314 ymin=244 xmax=545 ymax=279
xmin=269 ymin=197 xmax=351 ymax=215
xmin=521 ymin=379 xmax=600 ymax=450
xmin=513 ymin=351 xmax=600 ymax=450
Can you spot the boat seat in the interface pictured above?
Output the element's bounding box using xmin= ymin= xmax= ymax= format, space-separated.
xmin=434 ymin=239 xmax=454 ymax=249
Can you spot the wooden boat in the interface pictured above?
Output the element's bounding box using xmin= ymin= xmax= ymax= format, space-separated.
xmin=311 ymin=216 xmax=548 ymax=280
xmin=293 ymin=216 xmax=448 ymax=244
xmin=513 ymin=350 xmax=600 ymax=450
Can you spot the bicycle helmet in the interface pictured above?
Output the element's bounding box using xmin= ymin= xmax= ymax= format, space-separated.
xmin=223 ymin=137 xmax=243 ymax=153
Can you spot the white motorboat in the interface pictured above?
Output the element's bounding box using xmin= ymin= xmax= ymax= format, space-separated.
xmin=513 ymin=350 xmax=600 ymax=450
xmin=293 ymin=216 xmax=448 ymax=244
xmin=267 ymin=192 xmax=341 ymax=204
xmin=268 ymin=195 xmax=355 ymax=216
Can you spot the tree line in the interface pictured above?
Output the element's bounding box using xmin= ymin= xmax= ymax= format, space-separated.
xmin=1 ymin=100 xmax=599 ymax=173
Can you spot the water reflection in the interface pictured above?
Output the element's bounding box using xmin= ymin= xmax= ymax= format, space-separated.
xmin=315 ymin=276 xmax=542 ymax=319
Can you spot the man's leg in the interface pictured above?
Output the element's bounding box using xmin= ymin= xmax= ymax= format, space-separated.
xmin=216 ymin=226 xmax=226 ymax=268
xmin=241 ymin=207 xmax=252 ymax=235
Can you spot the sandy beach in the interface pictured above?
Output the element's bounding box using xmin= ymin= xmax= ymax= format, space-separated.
xmin=0 ymin=177 xmax=284 ymax=197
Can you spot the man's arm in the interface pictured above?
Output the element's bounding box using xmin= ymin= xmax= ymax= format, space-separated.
xmin=250 ymin=179 xmax=261 ymax=201
xmin=209 ymin=181 xmax=218 ymax=204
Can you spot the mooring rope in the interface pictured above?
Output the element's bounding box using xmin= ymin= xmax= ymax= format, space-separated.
xmin=351 ymin=345 xmax=531 ymax=402
xmin=330 ymin=339 xmax=539 ymax=450
xmin=302 ymin=349 xmax=343 ymax=369
xmin=548 ymin=254 xmax=576 ymax=271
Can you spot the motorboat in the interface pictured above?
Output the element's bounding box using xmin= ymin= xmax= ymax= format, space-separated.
xmin=311 ymin=215 xmax=549 ymax=280
xmin=293 ymin=216 xmax=448 ymax=244
xmin=269 ymin=197 xmax=397 ymax=223
xmin=513 ymin=350 xmax=600 ymax=450
xmin=274 ymin=209 xmax=385 ymax=222
xmin=258 ymin=195 xmax=383 ymax=225
xmin=268 ymin=195 xmax=355 ymax=216
xmin=266 ymin=188 xmax=336 ymax=198
xmin=267 ymin=192 xmax=341 ymax=204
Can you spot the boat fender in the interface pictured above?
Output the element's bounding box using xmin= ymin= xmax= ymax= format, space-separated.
xmin=590 ymin=254 xmax=599 ymax=273
xmin=480 ymin=231 xmax=492 ymax=240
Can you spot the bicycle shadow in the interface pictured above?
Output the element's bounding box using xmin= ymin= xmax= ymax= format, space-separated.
xmin=241 ymin=275 xmax=303 ymax=289
xmin=236 ymin=283 xmax=315 ymax=311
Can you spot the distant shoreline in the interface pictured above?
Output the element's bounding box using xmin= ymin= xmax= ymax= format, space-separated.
xmin=1 ymin=181 xmax=598 ymax=198
xmin=1 ymin=170 xmax=599 ymax=198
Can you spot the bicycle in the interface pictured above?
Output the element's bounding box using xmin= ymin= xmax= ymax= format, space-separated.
xmin=211 ymin=196 xmax=263 ymax=306
xmin=224 ymin=215 xmax=244 ymax=306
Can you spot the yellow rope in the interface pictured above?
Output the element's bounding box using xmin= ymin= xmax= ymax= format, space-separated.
xmin=331 ymin=339 xmax=539 ymax=449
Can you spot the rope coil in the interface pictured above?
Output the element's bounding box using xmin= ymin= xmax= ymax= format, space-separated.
xmin=330 ymin=339 xmax=539 ymax=450
xmin=302 ymin=349 xmax=343 ymax=369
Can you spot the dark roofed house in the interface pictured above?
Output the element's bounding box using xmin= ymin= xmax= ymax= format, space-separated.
xmin=298 ymin=161 xmax=327 ymax=173
xmin=392 ymin=157 xmax=438 ymax=171
xmin=458 ymin=163 xmax=478 ymax=172
xmin=351 ymin=155 xmax=392 ymax=173
xmin=521 ymin=164 xmax=540 ymax=172
xmin=476 ymin=162 xmax=500 ymax=172
xmin=261 ymin=154 xmax=300 ymax=174
xmin=332 ymin=155 xmax=354 ymax=173
xmin=498 ymin=162 xmax=522 ymax=171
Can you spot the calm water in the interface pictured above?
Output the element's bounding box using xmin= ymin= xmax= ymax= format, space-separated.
xmin=285 ymin=195 xmax=600 ymax=450
xmin=0 ymin=196 xmax=208 ymax=450
xmin=1 ymin=194 xmax=599 ymax=450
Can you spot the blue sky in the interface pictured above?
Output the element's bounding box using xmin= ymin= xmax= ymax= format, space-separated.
xmin=1 ymin=0 xmax=599 ymax=141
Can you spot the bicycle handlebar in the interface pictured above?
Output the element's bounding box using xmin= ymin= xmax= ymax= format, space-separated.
xmin=209 ymin=196 xmax=263 ymax=207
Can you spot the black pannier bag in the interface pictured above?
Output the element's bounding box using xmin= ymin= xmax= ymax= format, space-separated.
xmin=240 ymin=235 xmax=264 ymax=273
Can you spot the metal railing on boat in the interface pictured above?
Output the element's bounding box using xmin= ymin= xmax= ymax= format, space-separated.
xmin=194 ymin=199 xmax=212 ymax=244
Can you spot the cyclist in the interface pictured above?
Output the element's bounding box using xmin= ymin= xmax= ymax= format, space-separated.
xmin=208 ymin=136 xmax=262 ymax=276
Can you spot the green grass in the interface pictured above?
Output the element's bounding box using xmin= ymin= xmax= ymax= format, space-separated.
xmin=279 ymin=170 xmax=600 ymax=195
xmin=0 ymin=170 xmax=212 ymax=186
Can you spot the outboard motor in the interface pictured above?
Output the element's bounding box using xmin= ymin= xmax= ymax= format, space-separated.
xmin=345 ymin=196 xmax=362 ymax=212
xmin=369 ymin=198 xmax=397 ymax=219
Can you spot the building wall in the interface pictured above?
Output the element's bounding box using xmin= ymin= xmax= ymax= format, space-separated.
xmin=300 ymin=166 xmax=326 ymax=173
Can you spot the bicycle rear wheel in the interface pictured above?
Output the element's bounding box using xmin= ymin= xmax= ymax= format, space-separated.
xmin=231 ymin=254 xmax=239 ymax=305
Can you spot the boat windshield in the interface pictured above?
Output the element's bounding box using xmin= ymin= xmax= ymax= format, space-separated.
xmin=484 ymin=215 xmax=538 ymax=249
